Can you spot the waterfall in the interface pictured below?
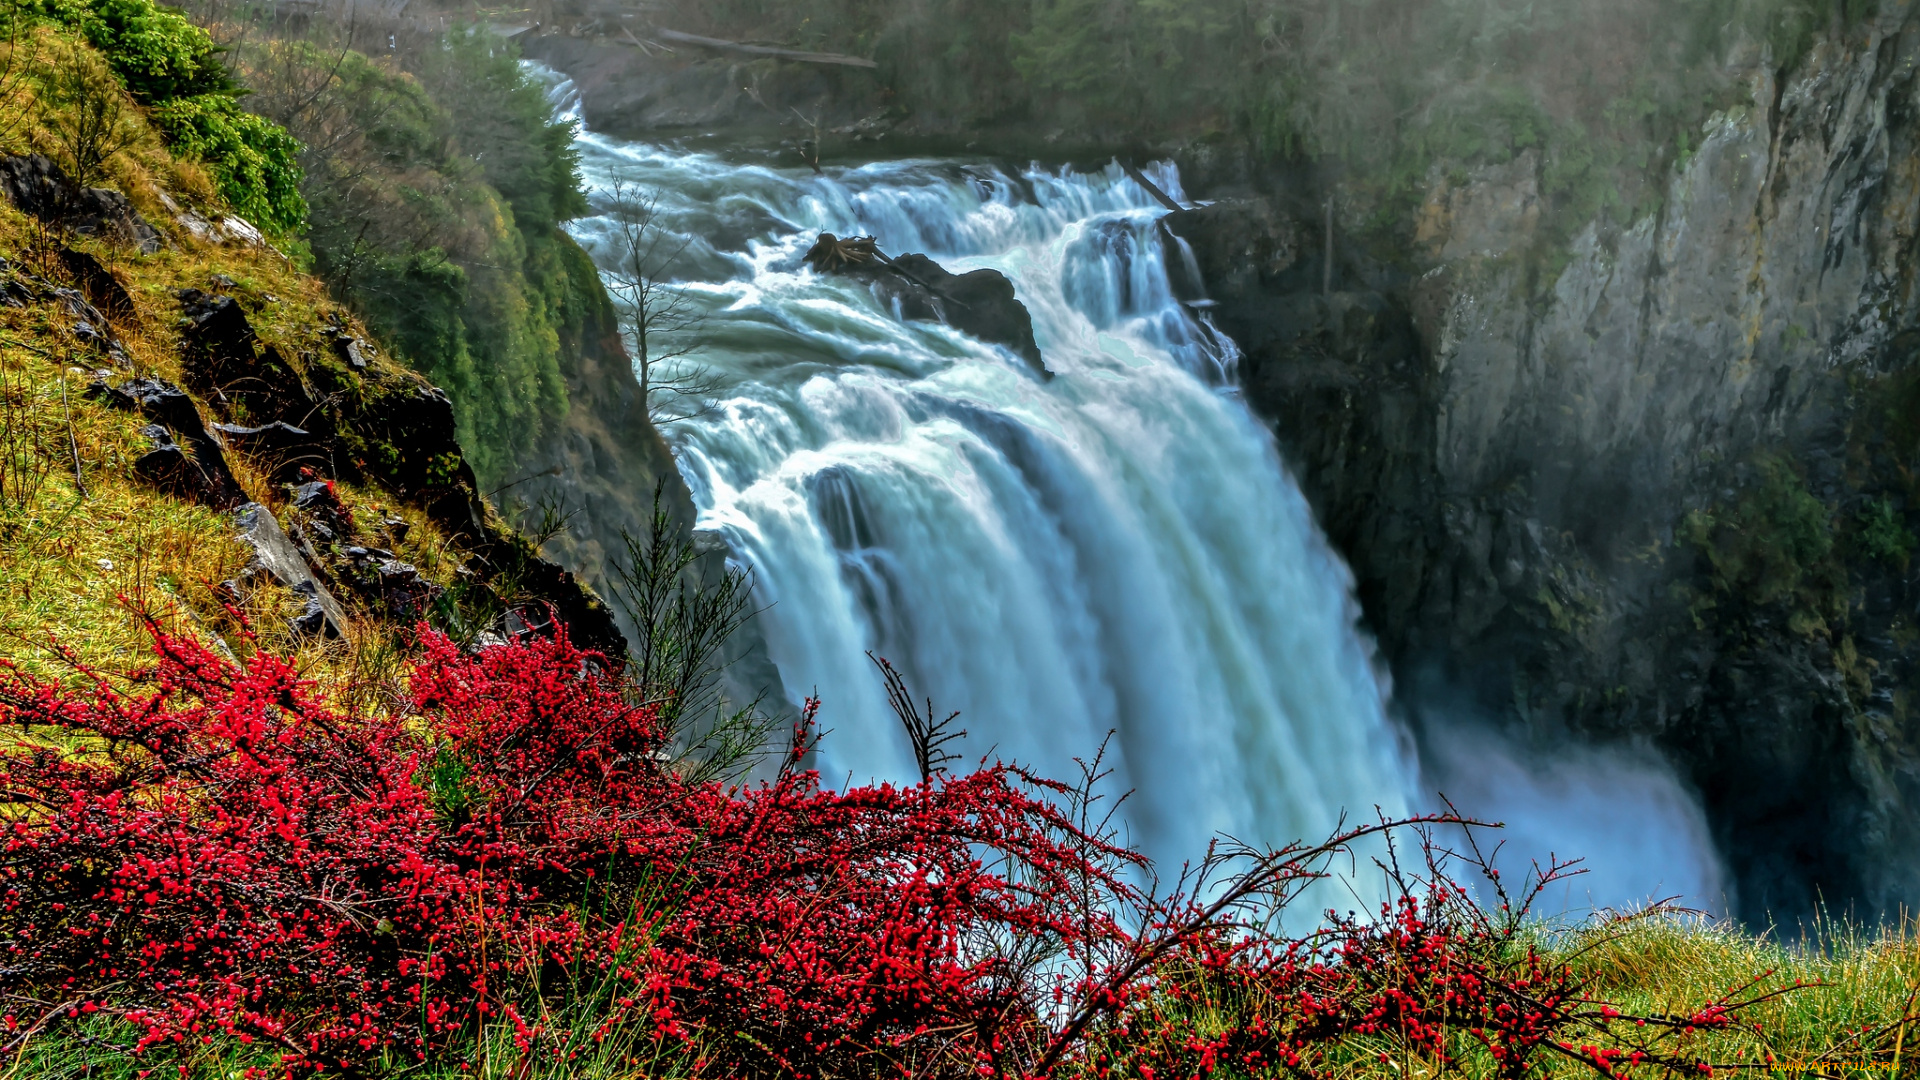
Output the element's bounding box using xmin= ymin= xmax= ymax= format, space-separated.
xmin=530 ymin=62 xmax=1734 ymax=911
xmin=559 ymin=137 xmax=1412 ymax=872
xmin=528 ymin=74 xmax=1407 ymax=883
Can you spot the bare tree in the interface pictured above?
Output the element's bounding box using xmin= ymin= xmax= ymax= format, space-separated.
xmin=0 ymin=0 xmax=40 ymax=153
xmin=599 ymin=175 xmax=716 ymax=426
xmin=39 ymin=48 xmax=139 ymax=188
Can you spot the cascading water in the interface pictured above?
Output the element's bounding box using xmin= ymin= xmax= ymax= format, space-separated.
xmin=536 ymin=69 xmax=1729 ymax=908
xmin=559 ymin=123 xmax=1412 ymax=871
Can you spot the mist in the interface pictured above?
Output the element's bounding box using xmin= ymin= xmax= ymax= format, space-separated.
xmin=1417 ymin=719 xmax=1730 ymax=916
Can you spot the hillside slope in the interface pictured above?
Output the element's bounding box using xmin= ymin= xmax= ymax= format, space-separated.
xmin=0 ymin=14 xmax=625 ymax=680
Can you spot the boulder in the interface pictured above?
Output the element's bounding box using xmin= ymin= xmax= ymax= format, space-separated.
xmin=91 ymin=376 xmax=246 ymax=508
xmin=175 ymin=288 xmax=309 ymax=416
xmin=56 ymin=248 xmax=136 ymax=323
xmin=804 ymin=233 xmax=1049 ymax=376
xmin=233 ymin=502 xmax=348 ymax=637
xmin=0 ymin=155 xmax=162 ymax=253
xmin=288 ymin=479 xmax=354 ymax=548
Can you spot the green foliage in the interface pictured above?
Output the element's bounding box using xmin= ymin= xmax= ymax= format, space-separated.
xmin=410 ymin=28 xmax=586 ymax=232
xmin=150 ymin=93 xmax=305 ymax=232
xmin=25 ymin=0 xmax=233 ymax=101
xmin=233 ymin=37 xmax=583 ymax=482
xmin=1682 ymin=455 xmax=1841 ymax=625
xmin=1854 ymin=496 xmax=1914 ymax=567
xmin=23 ymin=0 xmax=307 ymax=234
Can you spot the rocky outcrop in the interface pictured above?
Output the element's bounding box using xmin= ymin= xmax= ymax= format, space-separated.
xmin=1173 ymin=6 xmax=1920 ymax=919
xmin=159 ymin=280 xmax=625 ymax=652
xmin=805 ymin=233 xmax=1050 ymax=375
xmin=234 ymin=502 xmax=351 ymax=637
xmin=0 ymin=154 xmax=162 ymax=253
xmin=89 ymin=376 xmax=248 ymax=509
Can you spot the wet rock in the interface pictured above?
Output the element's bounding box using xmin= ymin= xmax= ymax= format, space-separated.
xmin=339 ymin=544 xmax=442 ymax=619
xmin=234 ymin=502 xmax=348 ymax=637
xmin=213 ymin=420 xmax=329 ymax=484
xmin=352 ymin=382 xmax=489 ymax=538
xmin=132 ymin=424 xmax=245 ymax=508
xmin=289 ymin=479 xmax=354 ymax=547
xmin=93 ymin=377 xmax=246 ymax=508
xmin=333 ymin=333 xmax=374 ymax=368
xmin=66 ymin=318 xmax=129 ymax=366
xmin=175 ymin=288 xmax=307 ymax=415
xmin=55 ymin=247 xmax=135 ymax=323
xmin=0 ymin=155 xmax=162 ymax=253
xmin=804 ymin=233 xmax=1049 ymax=376
xmin=288 ymin=582 xmax=335 ymax=637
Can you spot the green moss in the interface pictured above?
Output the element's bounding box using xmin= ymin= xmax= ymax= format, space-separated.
xmin=1682 ymin=454 xmax=1844 ymax=631
xmin=1853 ymin=495 xmax=1914 ymax=567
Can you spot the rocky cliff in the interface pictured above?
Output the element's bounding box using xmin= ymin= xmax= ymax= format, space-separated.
xmin=1170 ymin=3 xmax=1920 ymax=919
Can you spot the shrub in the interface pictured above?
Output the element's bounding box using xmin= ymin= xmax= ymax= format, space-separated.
xmin=25 ymin=0 xmax=306 ymax=234
xmin=0 ymin=624 xmax=1138 ymax=1073
xmin=0 ymin=611 xmax=1810 ymax=1077
xmin=148 ymin=92 xmax=305 ymax=233
xmin=36 ymin=45 xmax=139 ymax=186
xmin=26 ymin=0 xmax=233 ymax=102
xmin=1854 ymin=496 xmax=1913 ymax=567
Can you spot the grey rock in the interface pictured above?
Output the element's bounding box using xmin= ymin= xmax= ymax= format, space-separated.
xmin=0 ymin=154 xmax=162 ymax=253
xmin=234 ymin=502 xmax=348 ymax=637
xmin=1185 ymin=10 xmax=1920 ymax=920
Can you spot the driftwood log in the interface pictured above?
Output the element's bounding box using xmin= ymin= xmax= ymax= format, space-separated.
xmin=647 ymin=27 xmax=877 ymax=68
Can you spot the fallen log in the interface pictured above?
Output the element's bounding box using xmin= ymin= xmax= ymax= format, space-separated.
xmin=1121 ymin=161 xmax=1187 ymax=214
xmin=650 ymin=26 xmax=878 ymax=68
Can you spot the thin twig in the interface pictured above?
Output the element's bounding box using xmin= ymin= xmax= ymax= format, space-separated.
xmin=59 ymin=374 xmax=84 ymax=500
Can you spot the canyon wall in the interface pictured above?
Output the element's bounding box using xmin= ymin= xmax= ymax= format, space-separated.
xmin=1171 ymin=3 xmax=1920 ymax=918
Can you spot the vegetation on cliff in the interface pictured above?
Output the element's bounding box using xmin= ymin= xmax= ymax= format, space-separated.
xmin=677 ymin=0 xmax=1874 ymax=246
xmin=213 ymin=19 xmax=595 ymax=485
xmin=26 ymin=0 xmax=306 ymax=233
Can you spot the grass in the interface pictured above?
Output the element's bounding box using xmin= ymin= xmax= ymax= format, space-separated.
xmin=0 ymin=62 xmax=474 ymax=690
xmin=1565 ymin=913 xmax=1920 ymax=1075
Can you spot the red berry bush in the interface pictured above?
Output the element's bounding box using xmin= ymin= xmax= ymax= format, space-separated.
xmin=0 ymin=623 xmax=1786 ymax=1078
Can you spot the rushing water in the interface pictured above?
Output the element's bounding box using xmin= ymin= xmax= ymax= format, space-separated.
xmin=543 ymin=73 xmax=1726 ymax=906
xmin=549 ymin=94 xmax=1412 ymax=871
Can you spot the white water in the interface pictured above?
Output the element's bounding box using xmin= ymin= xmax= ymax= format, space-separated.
xmin=543 ymin=74 xmax=1725 ymax=907
xmin=550 ymin=105 xmax=1410 ymax=871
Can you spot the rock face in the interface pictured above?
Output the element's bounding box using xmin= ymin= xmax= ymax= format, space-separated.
xmin=1172 ymin=8 xmax=1920 ymax=918
xmin=159 ymin=282 xmax=626 ymax=653
xmin=522 ymin=34 xmax=888 ymax=141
